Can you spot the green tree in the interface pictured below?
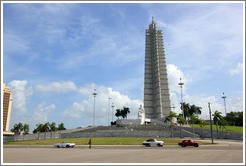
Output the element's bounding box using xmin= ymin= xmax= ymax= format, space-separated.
xmin=177 ymin=115 xmax=186 ymax=138
xmin=58 ymin=123 xmax=66 ymax=130
xmin=189 ymin=114 xmax=198 ymax=138
xmin=198 ymin=119 xmax=207 ymax=138
xmin=121 ymin=107 xmax=130 ymax=119
xmin=225 ymin=111 xmax=243 ymax=126
xmin=115 ymin=109 xmax=122 ymax=120
xmin=189 ymin=105 xmax=202 ymax=117
xmin=180 ymin=102 xmax=190 ymax=120
xmin=23 ymin=123 xmax=29 ymax=134
xmin=49 ymin=122 xmax=57 ymax=131
xmin=213 ymin=110 xmax=223 ymax=138
xmin=11 ymin=122 xmax=24 ymax=135
xmin=164 ymin=111 xmax=177 ymax=138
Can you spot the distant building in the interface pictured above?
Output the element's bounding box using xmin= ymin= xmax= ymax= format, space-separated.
xmin=3 ymin=83 xmax=13 ymax=132
xmin=144 ymin=17 xmax=171 ymax=120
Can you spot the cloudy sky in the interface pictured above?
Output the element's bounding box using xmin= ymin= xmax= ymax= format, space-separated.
xmin=2 ymin=2 xmax=244 ymax=130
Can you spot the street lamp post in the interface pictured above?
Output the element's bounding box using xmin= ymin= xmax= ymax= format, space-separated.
xmin=208 ymin=102 xmax=214 ymax=144
xmin=92 ymin=89 xmax=97 ymax=126
xmin=111 ymin=103 xmax=115 ymax=122
xmin=222 ymin=92 xmax=227 ymax=116
xmin=108 ymin=97 xmax=111 ymax=126
xmin=178 ymin=78 xmax=184 ymax=119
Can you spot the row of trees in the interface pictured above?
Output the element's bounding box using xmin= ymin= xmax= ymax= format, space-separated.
xmin=11 ymin=122 xmax=29 ymax=135
xmin=115 ymin=107 xmax=130 ymax=120
xmin=33 ymin=122 xmax=66 ymax=133
xmin=165 ymin=102 xmax=243 ymax=138
xmin=11 ymin=122 xmax=66 ymax=135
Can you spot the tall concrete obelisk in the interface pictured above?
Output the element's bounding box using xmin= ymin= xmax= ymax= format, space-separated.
xmin=144 ymin=17 xmax=171 ymax=120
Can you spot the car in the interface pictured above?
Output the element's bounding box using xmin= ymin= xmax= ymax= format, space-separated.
xmin=178 ymin=139 xmax=199 ymax=147
xmin=54 ymin=142 xmax=75 ymax=148
xmin=142 ymin=139 xmax=164 ymax=147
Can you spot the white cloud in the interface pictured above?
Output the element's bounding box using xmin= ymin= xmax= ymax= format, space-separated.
xmin=167 ymin=64 xmax=191 ymax=93
xmin=36 ymin=81 xmax=77 ymax=93
xmin=62 ymin=83 xmax=142 ymax=126
xmin=8 ymin=80 xmax=33 ymax=118
xmin=32 ymin=102 xmax=56 ymax=123
xmin=229 ymin=63 xmax=243 ymax=75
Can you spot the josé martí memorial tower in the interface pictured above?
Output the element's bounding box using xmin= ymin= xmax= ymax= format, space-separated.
xmin=143 ymin=17 xmax=171 ymax=121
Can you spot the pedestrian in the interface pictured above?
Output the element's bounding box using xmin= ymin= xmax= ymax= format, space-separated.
xmin=88 ymin=138 xmax=91 ymax=149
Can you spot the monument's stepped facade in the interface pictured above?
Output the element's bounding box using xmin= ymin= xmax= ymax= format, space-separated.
xmin=144 ymin=17 xmax=171 ymax=119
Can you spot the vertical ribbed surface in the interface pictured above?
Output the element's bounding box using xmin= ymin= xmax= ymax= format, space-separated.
xmin=144 ymin=19 xmax=171 ymax=119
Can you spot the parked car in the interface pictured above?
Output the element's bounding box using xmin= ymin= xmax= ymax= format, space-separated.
xmin=54 ymin=142 xmax=75 ymax=148
xmin=178 ymin=139 xmax=199 ymax=147
xmin=142 ymin=139 xmax=164 ymax=147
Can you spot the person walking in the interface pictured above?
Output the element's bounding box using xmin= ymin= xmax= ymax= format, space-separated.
xmin=88 ymin=138 xmax=92 ymax=149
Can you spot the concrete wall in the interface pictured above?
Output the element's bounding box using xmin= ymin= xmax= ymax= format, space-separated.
xmin=116 ymin=119 xmax=141 ymax=126
xmin=61 ymin=130 xmax=171 ymax=139
xmin=174 ymin=126 xmax=243 ymax=140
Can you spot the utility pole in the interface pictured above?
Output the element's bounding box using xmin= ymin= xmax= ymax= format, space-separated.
xmin=208 ymin=102 xmax=214 ymax=144
xmin=108 ymin=97 xmax=111 ymax=126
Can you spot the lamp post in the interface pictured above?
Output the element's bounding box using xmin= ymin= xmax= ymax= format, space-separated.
xmin=92 ymin=89 xmax=97 ymax=126
xmin=178 ymin=78 xmax=184 ymax=119
xmin=208 ymin=102 xmax=214 ymax=144
xmin=111 ymin=103 xmax=115 ymax=122
xmin=222 ymin=92 xmax=227 ymax=116
xmin=108 ymin=97 xmax=111 ymax=126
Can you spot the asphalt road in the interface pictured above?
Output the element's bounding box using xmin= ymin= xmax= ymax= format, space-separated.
xmin=3 ymin=140 xmax=243 ymax=163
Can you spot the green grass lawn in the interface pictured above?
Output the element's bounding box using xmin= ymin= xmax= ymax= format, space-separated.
xmin=193 ymin=124 xmax=243 ymax=133
xmin=3 ymin=137 xmax=211 ymax=146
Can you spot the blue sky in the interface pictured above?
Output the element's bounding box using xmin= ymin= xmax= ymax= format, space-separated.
xmin=2 ymin=2 xmax=244 ymax=130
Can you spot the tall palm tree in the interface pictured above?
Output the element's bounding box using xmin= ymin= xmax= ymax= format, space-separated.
xmin=11 ymin=122 xmax=24 ymax=135
xmin=219 ymin=117 xmax=227 ymax=139
xmin=213 ymin=110 xmax=223 ymax=139
xmin=189 ymin=105 xmax=202 ymax=117
xmin=121 ymin=107 xmax=130 ymax=119
xmin=58 ymin=123 xmax=66 ymax=130
xmin=189 ymin=114 xmax=198 ymax=138
xmin=23 ymin=123 xmax=29 ymax=135
xmin=164 ymin=111 xmax=177 ymax=138
xmin=177 ymin=115 xmax=186 ymax=138
xmin=49 ymin=122 xmax=57 ymax=132
xmin=198 ymin=119 xmax=207 ymax=138
xmin=115 ymin=109 xmax=121 ymax=120
xmin=180 ymin=102 xmax=190 ymax=121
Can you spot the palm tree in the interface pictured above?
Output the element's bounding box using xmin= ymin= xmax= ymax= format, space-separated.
xmin=219 ymin=117 xmax=227 ymax=139
xmin=177 ymin=115 xmax=186 ymax=138
xmin=213 ymin=110 xmax=223 ymax=139
xmin=115 ymin=109 xmax=122 ymax=120
xmin=23 ymin=123 xmax=29 ymax=135
xmin=49 ymin=122 xmax=57 ymax=132
xmin=164 ymin=111 xmax=177 ymax=138
xmin=189 ymin=114 xmax=198 ymax=138
xmin=122 ymin=107 xmax=130 ymax=119
xmin=198 ymin=119 xmax=207 ymax=138
xmin=189 ymin=105 xmax=202 ymax=117
xmin=58 ymin=123 xmax=66 ymax=130
xmin=11 ymin=122 xmax=24 ymax=135
xmin=180 ymin=102 xmax=190 ymax=121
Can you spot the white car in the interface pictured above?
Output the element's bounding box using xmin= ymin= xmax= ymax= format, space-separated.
xmin=54 ymin=142 xmax=75 ymax=148
xmin=142 ymin=139 xmax=164 ymax=147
